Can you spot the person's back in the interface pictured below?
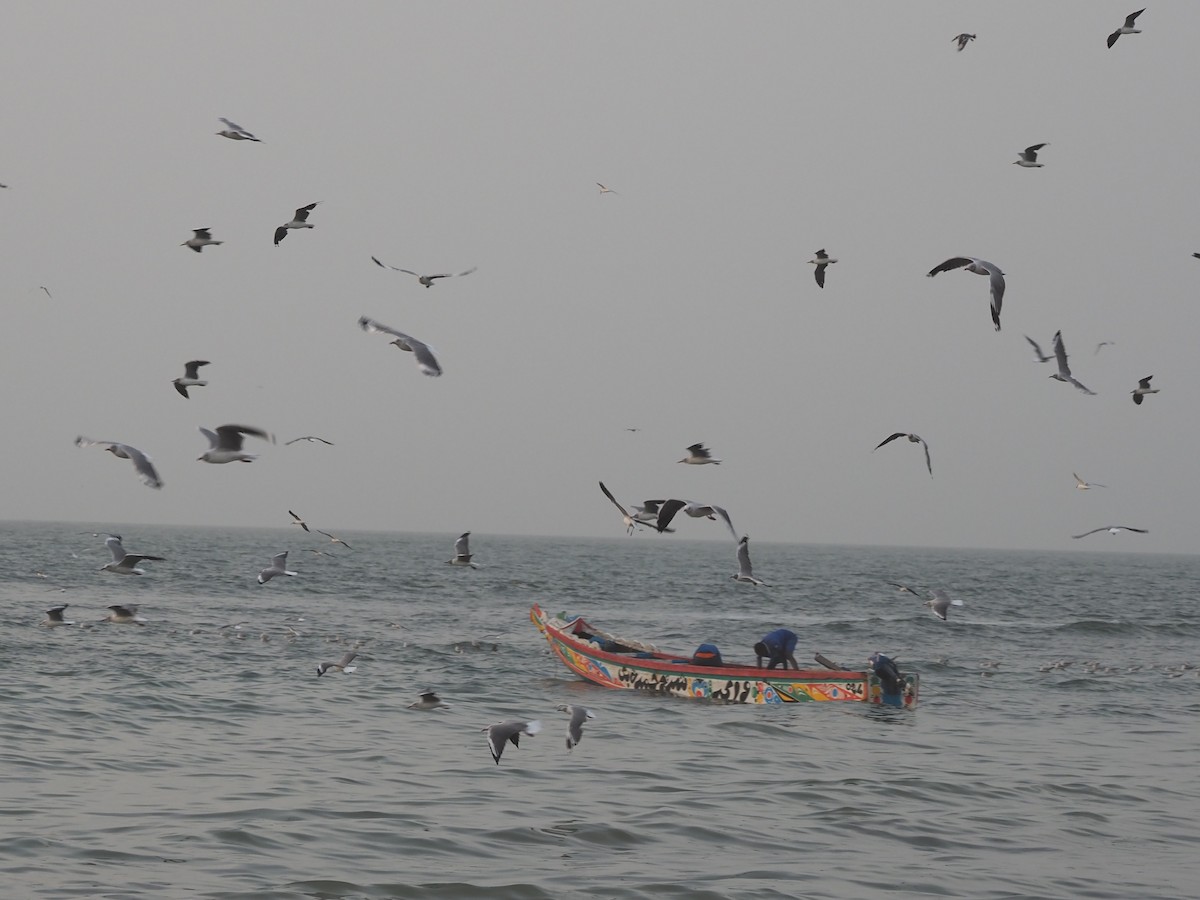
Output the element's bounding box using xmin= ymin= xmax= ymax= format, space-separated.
xmin=754 ymin=628 xmax=799 ymax=670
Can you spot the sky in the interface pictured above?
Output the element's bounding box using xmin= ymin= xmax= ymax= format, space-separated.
xmin=2 ymin=2 xmax=1197 ymax=554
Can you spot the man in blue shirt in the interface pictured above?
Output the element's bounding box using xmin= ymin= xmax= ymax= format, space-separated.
xmin=753 ymin=628 xmax=799 ymax=670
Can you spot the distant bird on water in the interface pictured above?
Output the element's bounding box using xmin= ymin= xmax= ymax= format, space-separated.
xmin=809 ymin=249 xmax=837 ymax=288
xmin=1025 ymin=335 xmax=1054 ymax=363
xmin=954 ymin=33 xmax=976 ymax=51
xmin=927 ymin=256 xmax=1005 ymax=331
xmin=173 ymin=360 xmax=210 ymax=398
xmin=678 ymin=442 xmax=721 ymax=465
xmin=1107 ymin=9 xmax=1145 ymax=48
xmin=258 ymin=551 xmax=297 ymax=584
xmin=656 ymin=499 xmax=738 ymax=541
xmin=1073 ymin=473 xmax=1107 ymax=490
xmin=1072 ymin=526 xmax=1149 ymax=539
xmin=358 ymin=316 xmax=443 ymax=377
xmin=1131 ymin=376 xmax=1159 ymax=405
xmin=925 ymin=589 xmax=964 ymax=621
xmin=598 ymin=481 xmax=641 ymax=535
xmin=274 ymin=202 xmax=319 ymax=245
xmin=447 ymin=532 xmax=478 ymax=567
xmin=216 ymin=118 xmax=261 ymax=141
xmin=40 ymin=605 xmax=75 ymax=627
xmin=732 ymin=535 xmax=767 ymax=585
xmin=873 ymin=432 xmax=932 ymax=477
xmin=1049 ymin=331 xmax=1096 ymax=395
xmin=557 ymin=704 xmax=594 ymax=750
xmin=197 ymin=424 xmax=273 ymax=463
xmin=285 ymin=436 xmax=334 ymax=446
xmin=483 ymin=719 xmax=541 ymax=764
xmin=100 ymin=535 xmax=165 ymax=576
xmin=316 ymin=652 xmax=358 ymax=676
xmin=182 ymin=228 xmax=222 ymax=253
xmin=371 ymin=256 xmax=477 ymax=287
xmin=1013 ymin=143 xmax=1049 ymax=167
xmin=74 ymin=437 xmax=163 ymax=489
xmin=409 ymin=691 xmax=451 ymax=710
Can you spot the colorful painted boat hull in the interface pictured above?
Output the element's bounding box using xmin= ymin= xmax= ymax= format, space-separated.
xmin=531 ymin=605 xmax=918 ymax=707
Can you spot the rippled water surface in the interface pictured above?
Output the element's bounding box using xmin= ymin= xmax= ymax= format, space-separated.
xmin=3 ymin=522 xmax=1198 ymax=899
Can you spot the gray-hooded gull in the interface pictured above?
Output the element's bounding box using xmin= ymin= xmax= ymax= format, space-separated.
xmin=678 ymin=442 xmax=721 ymax=465
xmin=40 ymin=605 xmax=75 ymax=627
xmin=182 ymin=228 xmax=222 ymax=253
xmin=316 ymin=652 xmax=358 ymax=676
xmin=556 ymin=704 xmax=594 ymax=750
xmin=809 ymin=249 xmax=837 ymax=288
xmin=1107 ymin=9 xmax=1144 ymax=48
xmin=1013 ymin=143 xmax=1049 ymax=167
xmin=447 ymin=532 xmax=478 ymax=567
xmin=1050 ymin=331 xmax=1096 ymax=395
xmin=216 ymin=118 xmax=261 ymax=141
xmin=656 ymin=499 xmax=738 ymax=541
xmin=274 ymin=203 xmax=319 ymax=246
xmin=1072 ymin=526 xmax=1149 ymax=539
xmin=927 ymin=256 xmax=1005 ymax=331
xmin=358 ymin=316 xmax=443 ymax=376
xmin=409 ymin=691 xmax=451 ymax=710
xmin=100 ymin=534 xmax=165 ymax=576
xmin=925 ymin=589 xmax=964 ymax=621
xmin=173 ymin=360 xmax=210 ymax=398
xmin=873 ymin=432 xmax=932 ymax=477
xmin=1073 ymin=472 xmax=1107 ymax=490
xmin=258 ymin=551 xmax=297 ymax=584
xmin=1131 ymin=376 xmax=1158 ymax=405
xmin=732 ymin=535 xmax=767 ymax=585
xmin=483 ymin=719 xmax=541 ymax=764
xmin=198 ymin=424 xmax=273 ymax=463
xmin=371 ymin=256 xmax=477 ymax=287
xmin=74 ymin=437 xmax=163 ymax=489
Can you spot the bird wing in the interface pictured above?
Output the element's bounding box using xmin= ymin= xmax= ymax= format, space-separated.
xmin=455 ymin=532 xmax=471 ymax=556
xmin=1138 ymin=376 xmax=1153 ymax=389
xmin=1068 ymin=376 xmax=1096 ymax=396
xmin=457 ymin=266 xmax=478 ymax=278
xmin=215 ymin=424 xmax=265 ymax=450
xmin=294 ymin=203 xmax=318 ymax=221
xmin=711 ymin=505 xmax=738 ymax=542
xmin=927 ymin=257 xmax=972 ymax=277
xmin=873 ymin=432 xmax=908 ymax=451
xmin=271 ymin=552 xmax=289 ymax=568
xmin=1052 ymin=331 xmax=1071 ymax=377
xmin=1025 ymin=335 xmax=1048 ymax=360
xmin=597 ymin=481 xmax=632 ymax=518
xmin=338 ymin=652 xmax=358 ymax=668
xmin=105 ymin=536 xmax=126 ymax=562
xmin=1071 ymin=528 xmax=1107 ymax=539
xmin=1118 ymin=526 xmax=1149 ymax=534
xmin=814 ymin=264 xmax=826 ymax=288
xmin=116 ymin=444 xmax=163 ymax=488
xmin=1025 ymin=143 xmax=1047 ymax=156
xmin=174 ymin=382 xmax=190 ymax=398
xmin=184 ymin=360 xmax=209 ymax=378
xmin=403 ymin=335 xmax=443 ymax=376
xmin=273 ymin=226 xmax=288 ymax=245
xmin=919 ymin=437 xmax=933 ymax=476
xmin=656 ymin=499 xmax=687 ymax=533
xmin=736 ymin=537 xmax=753 ymax=576
xmin=359 ymin=315 xmax=406 ymax=339
xmin=1126 ymin=9 xmax=1144 ymax=26
xmin=984 ymin=267 xmax=1005 ymax=330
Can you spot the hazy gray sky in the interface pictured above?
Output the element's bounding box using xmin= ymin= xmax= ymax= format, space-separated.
xmin=3 ymin=3 xmax=1196 ymax=553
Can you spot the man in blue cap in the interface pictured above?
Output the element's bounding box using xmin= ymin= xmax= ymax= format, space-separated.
xmin=753 ymin=628 xmax=799 ymax=670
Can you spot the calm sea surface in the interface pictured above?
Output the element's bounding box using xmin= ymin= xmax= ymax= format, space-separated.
xmin=2 ymin=521 xmax=1197 ymax=899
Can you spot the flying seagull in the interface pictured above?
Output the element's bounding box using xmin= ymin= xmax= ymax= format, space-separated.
xmin=656 ymin=499 xmax=738 ymax=541
xmin=1131 ymin=375 xmax=1159 ymax=405
xmin=1073 ymin=472 xmax=1108 ymax=490
xmin=74 ymin=437 xmax=163 ymax=489
xmin=873 ymin=432 xmax=932 ymax=477
xmin=887 ymin=582 xmax=923 ymax=595
xmin=409 ymin=691 xmax=451 ymax=710
xmin=104 ymin=604 xmax=147 ymax=625
xmin=173 ymin=360 xmax=210 ymax=398
xmin=1050 ymin=331 xmax=1096 ymax=395
xmin=556 ymin=704 xmax=594 ymax=750
xmin=370 ymin=256 xmax=477 ymax=287
xmin=925 ymin=589 xmax=964 ymax=621
xmin=316 ymin=530 xmax=352 ymax=550
xmin=1072 ymin=526 xmax=1149 ymax=539
xmin=100 ymin=535 xmax=165 ymax=576
xmin=216 ymin=118 xmax=261 ymax=141
xmin=182 ymin=228 xmax=222 ymax=253
xmin=288 ymin=510 xmax=310 ymax=532
xmin=197 ymin=424 xmax=273 ymax=463
xmin=1025 ymin=335 xmax=1054 ymax=363
xmin=1107 ymin=9 xmax=1145 ymax=48
xmin=40 ymin=605 xmax=75 ymax=627
xmin=316 ymin=652 xmax=358 ymax=676
xmin=1095 ymin=341 xmax=1116 ymax=355
xmin=732 ymin=535 xmax=767 ymax=585
xmin=927 ymin=256 xmax=1005 ymax=331
xmin=483 ymin=719 xmax=541 ymax=765
xmin=598 ymin=481 xmax=642 ymax=535
xmin=631 ymin=499 xmax=668 ymax=525
xmin=274 ymin=202 xmax=319 ymax=245
xmin=447 ymin=532 xmax=478 ymax=567
xmin=954 ymin=33 xmax=976 ymax=51
xmin=285 ymin=436 xmax=334 ymax=446
xmin=358 ymin=316 xmax=443 ymax=376
xmin=1013 ymin=143 xmax=1049 ymax=167
xmin=258 ymin=551 xmax=297 ymax=584
xmin=678 ymin=442 xmax=721 ymax=465
xmin=809 ymin=249 xmax=837 ymax=288
xmin=596 ymin=183 xmax=618 ymax=195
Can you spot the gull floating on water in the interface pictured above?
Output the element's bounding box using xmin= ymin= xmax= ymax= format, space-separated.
xmin=274 ymin=202 xmax=319 ymax=246
xmin=258 ymin=551 xmax=297 ymax=584
xmin=1107 ymin=9 xmax=1145 ymax=48
xmin=285 ymin=436 xmax=334 ymax=446
xmin=1025 ymin=335 xmax=1054 ymax=363
xmin=1013 ymin=143 xmax=1049 ymax=167
xmin=316 ymin=652 xmax=358 ymax=677
xmin=925 ymin=589 xmax=964 ymax=621
xmin=557 ymin=704 xmax=594 ymax=750
xmin=317 ymin=530 xmax=352 ymax=550
xmin=198 ymin=424 xmax=273 ymax=463
xmin=483 ymin=719 xmax=541 ymax=765
xmin=656 ymin=499 xmax=738 ymax=541
xmin=409 ymin=691 xmax=451 ymax=710
xmin=182 ymin=228 xmax=222 ymax=253
xmin=809 ymin=249 xmax=837 ymax=288
xmin=678 ymin=442 xmax=721 ymax=465
xmin=1131 ymin=375 xmax=1158 ymax=405
xmin=216 ymin=117 xmax=261 ymax=141
xmin=40 ymin=605 xmax=75 ymax=627
xmin=173 ymin=360 xmax=210 ymax=399
xmin=74 ymin=437 xmax=163 ymax=489
xmin=1073 ymin=472 xmax=1108 ymax=490
xmin=288 ymin=510 xmax=310 ymax=532
xmin=1072 ymin=525 xmax=1149 ymax=539
xmin=104 ymin=604 xmax=147 ymax=625
xmin=732 ymin=535 xmax=767 ymax=585
xmin=873 ymin=432 xmax=932 ymax=477
xmin=447 ymin=532 xmax=478 ymax=567
xmin=358 ymin=316 xmax=443 ymax=376
xmin=954 ymin=33 xmax=976 ymax=51
xmin=100 ymin=534 xmax=165 ymax=576
xmin=927 ymin=256 xmax=1005 ymax=331
xmin=1050 ymin=331 xmax=1096 ymax=395
xmin=371 ymin=256 xmax=477 ymax=288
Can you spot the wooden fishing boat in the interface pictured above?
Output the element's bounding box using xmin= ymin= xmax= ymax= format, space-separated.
xmin=531 ymin=604 xmax=918 ymax=707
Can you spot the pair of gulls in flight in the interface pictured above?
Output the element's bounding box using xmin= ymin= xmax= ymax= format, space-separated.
xmin=75 ymin=425 xmax=272 ymax=489
xmin=888 ymin=583 xmax=965 ymax=621
xmin=288 ymin=511 xmax=354 ymax=549
xmin=485 ymin=705 xmax=595 ymax=764
xmin=181 ymin=201 xmax=321 ymax=251
xmin=1027 ymin=335 xmax=1160 ymax=402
